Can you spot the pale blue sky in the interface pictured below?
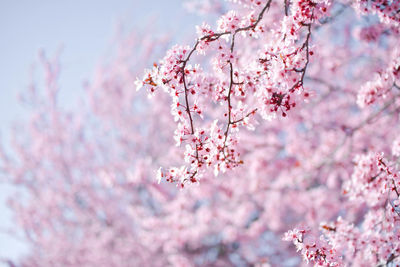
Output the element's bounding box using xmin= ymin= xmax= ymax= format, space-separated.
xmin=0 ymin=0 xmax=202 ymax=262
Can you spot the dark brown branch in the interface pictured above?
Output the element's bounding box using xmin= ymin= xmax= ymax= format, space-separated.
xmin=222 ymin=32 xmax=237 ymax=154
xmin=232 ymin=109 xmax=258 ymax=124
xmin=178 ymin=1 xmax=273 ymax=167
xmin=284 ymin=0 xmax=290 ymax=16
xmin=289 ymin=21 xmax=313 ymax=93
xmin=180 ymin=0 xmax=273 ymax=137
xmin=181 ymin=41 xmax=200 ymax=135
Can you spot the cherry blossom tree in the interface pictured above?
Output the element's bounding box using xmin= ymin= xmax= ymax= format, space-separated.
xmin=1 ymin=0 xmax=400 ymax=266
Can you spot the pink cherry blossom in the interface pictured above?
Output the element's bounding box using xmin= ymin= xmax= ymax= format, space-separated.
xmin=2 ymin=0 xmax=400 ymax=266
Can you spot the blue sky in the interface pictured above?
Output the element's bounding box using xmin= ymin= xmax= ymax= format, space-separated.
xmin=0 ymin=0 xmax=203 ymax=261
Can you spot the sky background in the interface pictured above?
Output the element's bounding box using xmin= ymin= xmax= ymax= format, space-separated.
xmin=0 ymin=0 xmax=203 ymax=262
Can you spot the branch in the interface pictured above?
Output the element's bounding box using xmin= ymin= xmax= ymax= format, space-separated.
xmin=179 ymin=1 xmax=273 ymax=167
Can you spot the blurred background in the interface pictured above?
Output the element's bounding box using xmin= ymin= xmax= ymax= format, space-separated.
xmin=0 ymin=0 xmax=202 ymax=262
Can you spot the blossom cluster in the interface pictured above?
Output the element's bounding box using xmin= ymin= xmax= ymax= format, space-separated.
xmin=357 ymin=49 xmax=400 ymax=108
xmin=138 ymin=0 xmax=332 ymax=185
xmin=283 ymin=228 xmax=342 ymax=266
